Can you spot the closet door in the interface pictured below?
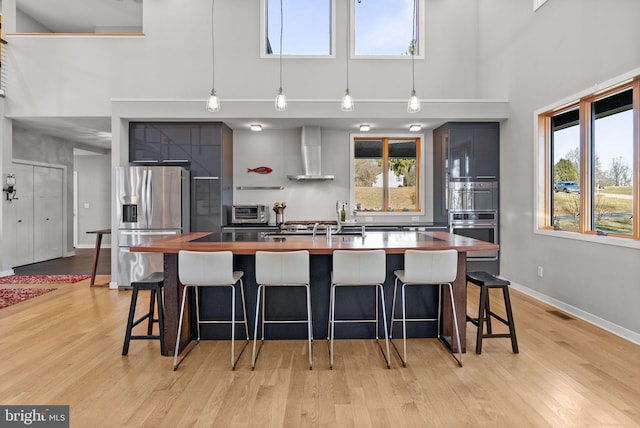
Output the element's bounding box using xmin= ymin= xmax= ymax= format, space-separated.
xmin=33 ymin=166 xmax=63 ymax=262
xmin=12 ymin=163 xmax=35 ymax=266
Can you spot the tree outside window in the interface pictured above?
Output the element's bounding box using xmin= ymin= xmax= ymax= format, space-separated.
xmin=353 ymin=137 xmax=420 ymax=212
xmin=541 ymin=79 xmax=638 ymax=239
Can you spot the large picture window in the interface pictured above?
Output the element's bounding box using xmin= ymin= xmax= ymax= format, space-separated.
xmin=538 ymin=76 xmax=640 ymax=241
xmin=352 ymin=136 xmax=421 ymax=213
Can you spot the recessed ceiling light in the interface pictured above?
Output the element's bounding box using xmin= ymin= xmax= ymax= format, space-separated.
xmin=250 ymin=124 xmax=262 ymax=132
xmin=359 ymin=124 xmax=371 ymax=132
xmin=409 ymin=124 xmax=422 ymax=132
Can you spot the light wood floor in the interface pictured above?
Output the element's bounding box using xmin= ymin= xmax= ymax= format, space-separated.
xmin=0 ymin=276 xmax=639 ymax=427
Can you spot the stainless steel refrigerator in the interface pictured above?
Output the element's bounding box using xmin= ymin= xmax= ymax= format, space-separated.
xmin=116 ymin=166 xmax=190 ymax=287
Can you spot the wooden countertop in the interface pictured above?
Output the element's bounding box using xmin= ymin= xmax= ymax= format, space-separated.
xmin=129 ymin=231 xmax=498 ymax=255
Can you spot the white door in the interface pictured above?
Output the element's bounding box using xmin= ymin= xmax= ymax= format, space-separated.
xmin=13 ymin=163 xmax=35 ymax=266
xmin=34 ymin=166 xmax=63 ymax=262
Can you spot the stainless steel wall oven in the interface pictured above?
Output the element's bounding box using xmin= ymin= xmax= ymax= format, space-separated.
xmin=449 ymin=210 xmax=498 ymax=261
xmin=448 ymin=181 xmax=497 ymax=212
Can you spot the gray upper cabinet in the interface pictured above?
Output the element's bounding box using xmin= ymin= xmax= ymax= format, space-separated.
xmin=448 ymin=123 xmax=499 ymax=180
xmin=129 ymin=123 xmax=196 ymax=164
xmin=129 ymin=122 xmax=233 ymax=232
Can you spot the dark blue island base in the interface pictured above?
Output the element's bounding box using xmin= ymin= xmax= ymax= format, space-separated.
xmin=195 ymin=254 xmax=439 ymax=341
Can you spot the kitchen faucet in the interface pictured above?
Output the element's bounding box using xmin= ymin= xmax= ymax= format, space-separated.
xmin=334 ymin=200 xmax=346 ymax=234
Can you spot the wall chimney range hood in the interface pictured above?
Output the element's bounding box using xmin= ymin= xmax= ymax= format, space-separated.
xmin=287 ymin=126 xmax=335 ymax=180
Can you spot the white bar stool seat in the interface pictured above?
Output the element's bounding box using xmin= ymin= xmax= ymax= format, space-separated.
xmin=174 ymin=250 xmax=249 ymax=370
xmin=328 ymin=249 xmax=391 ymax=369
xmin=252 ymin=250 xmax=313 ymax=369
xmin=391 ymin=249 xmax=462 ymax=367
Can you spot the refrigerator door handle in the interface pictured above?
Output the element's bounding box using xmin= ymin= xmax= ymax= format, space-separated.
xmin=145 ymin=168 xmax=152 ymax=226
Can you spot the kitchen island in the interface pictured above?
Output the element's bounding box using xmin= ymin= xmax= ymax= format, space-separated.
xmin=130 ymin=231 xmax=499 ymax=357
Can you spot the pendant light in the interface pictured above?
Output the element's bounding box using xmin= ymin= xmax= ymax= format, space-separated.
xmin=407 ymin=0 xmax=420 ymax=113
xmin=341 ymin=0 xmax=354 ymax=111
xmin=206 ymin=0 xmax=220 ymax=112
xmin=275 ymin=0 xmax=287 ymax=111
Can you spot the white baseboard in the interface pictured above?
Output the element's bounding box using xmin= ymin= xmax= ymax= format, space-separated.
xmin=509 ymin=281 xmax=640 ymax=346
xmin=0 ymin=269 xmax=15 ymax=277
xmin=109 ymin=281 xmax=119 ymax=290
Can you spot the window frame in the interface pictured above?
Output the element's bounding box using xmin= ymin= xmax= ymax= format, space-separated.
xmin=352 ymin=0 xmax=425 ymax=59
xmin=349 ymin=133 xmax=424 ymax=216
xmin=259 ymin=0 xmax=337 ymax=59
xmin=535 ymin=72 xmax=640 ymax=247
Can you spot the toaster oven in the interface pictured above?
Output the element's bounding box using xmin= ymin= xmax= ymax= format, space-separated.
xmin=232 ymin=205 xmax=270 ymax=224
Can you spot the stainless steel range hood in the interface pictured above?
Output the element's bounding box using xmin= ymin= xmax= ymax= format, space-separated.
xmin=287 ymin=126 xmax=335 ymax=180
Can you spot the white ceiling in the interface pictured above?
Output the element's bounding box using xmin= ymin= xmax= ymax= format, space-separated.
xmin=17 ymin=0 xmax=143 ymax=33
xmin=12 ymin=117 xmax=113 ymax=151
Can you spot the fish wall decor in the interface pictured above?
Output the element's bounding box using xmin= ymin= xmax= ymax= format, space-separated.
xmin=247 ymin=166 xmax=273 ymax=174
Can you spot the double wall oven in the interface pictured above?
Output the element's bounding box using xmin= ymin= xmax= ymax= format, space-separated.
xmin=448 ymin=181 xmax=499 ymax=261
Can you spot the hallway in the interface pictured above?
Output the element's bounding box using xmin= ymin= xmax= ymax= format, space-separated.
xmin=12 ymin=248 xmax=111 ymax=276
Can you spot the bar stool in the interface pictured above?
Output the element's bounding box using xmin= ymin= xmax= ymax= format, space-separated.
xmin=122 ymin=271 xmax=165 ymax=356
xmin=328 ymin=249 xmax=391 ymax=369
xmin=391 ymin=250 xmax=462 ymax=367
xmin=174 ymin=250 xmax=249 ymax=370
xmin=252 ymin=250 xmax=313 ymax=370
xmin=466 ymin=271 xmax=518 ymax=354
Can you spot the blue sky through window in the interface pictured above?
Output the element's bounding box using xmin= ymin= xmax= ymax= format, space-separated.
xmin=553 ymin=111 xmax=633 ymax=174
xmin=266 ymin=0 xmax=331 ymax=55
xmin=355 ymin=0 xmax=415 ymax=56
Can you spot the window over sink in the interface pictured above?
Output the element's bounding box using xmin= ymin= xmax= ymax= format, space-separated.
xmin=351 ymin=134 xmax=422 ymax=214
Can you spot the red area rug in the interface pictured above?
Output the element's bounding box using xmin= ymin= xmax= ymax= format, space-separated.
xmin=0 ymin=275 xmax=90 ymax=284
xmin=0 ymin=287 xmax=56 ymax=309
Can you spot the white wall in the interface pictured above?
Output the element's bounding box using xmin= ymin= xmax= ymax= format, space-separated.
xmin=74 ymin=153 xmax=111 ymax=247
xmin=232 ymin=127 xmax=434 ymax=223
xmin=4 ymin=0 xmax=481 ymax=118
xmin=0 ymin=100 xmax=12 ymax=275
xmin=477 ymin=0 xmax=640 ymax=341
xmin=0 ymin=0 xmax=51 ymax=33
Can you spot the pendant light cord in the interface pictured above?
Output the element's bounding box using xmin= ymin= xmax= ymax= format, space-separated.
xmin=346 ymin=0 xmax=350 ymax=89
xmin=279 ymin=0 xmax=284 ymax=90
xmin=211 ymin=0 xmax=215 ymax=90
xmin=411 ymin=0 xmax=416 ymax=92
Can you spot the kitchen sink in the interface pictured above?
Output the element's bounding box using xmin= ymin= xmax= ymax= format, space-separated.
xmin=266 ymin=231 xmax=365 ymax=237
xmin=265 ymin=226 xmax=367 ymax=238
